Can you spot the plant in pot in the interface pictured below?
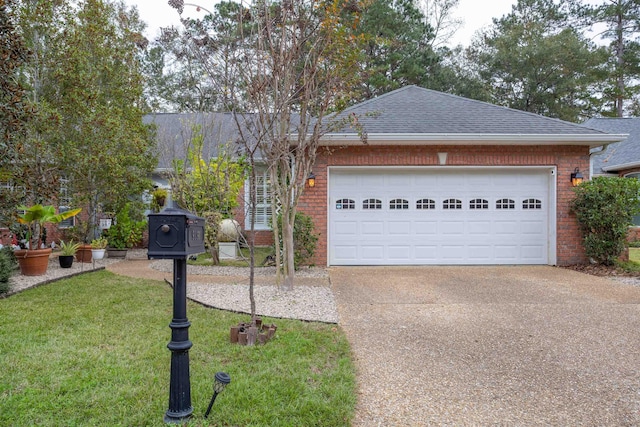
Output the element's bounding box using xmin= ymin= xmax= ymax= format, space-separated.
xmin=90 ymin=237 xmax=108 ymax=260
xmin=15 ymin=204 xmax=81 ymax=276
xmin=63 ymin=221 xmax=93 ymax=263
xmin=106 ymin=205 xmax=145 ymax=258
xmin=58 ymin=240 xmax=81 ymax=268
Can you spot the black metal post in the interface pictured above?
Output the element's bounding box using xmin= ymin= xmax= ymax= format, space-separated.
xmin=164 ymin=258 xmax=193 ymax=423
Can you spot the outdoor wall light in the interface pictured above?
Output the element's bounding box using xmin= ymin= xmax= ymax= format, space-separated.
xmin=570 ymin=168 xmax=584 ymax=187
xmin=307 ymin=172 xmax=316 ymax=188
xmin=204 ymin=372 xmax=231 ymax=419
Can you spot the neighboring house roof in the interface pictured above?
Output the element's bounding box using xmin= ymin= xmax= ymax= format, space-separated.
xmin=145 ymin=112 xmax=244 ymax=170
xmin=323 ymin=85 xmax=625 ymax=146
xmin=582 ymin=117 xmax=640 ymax=175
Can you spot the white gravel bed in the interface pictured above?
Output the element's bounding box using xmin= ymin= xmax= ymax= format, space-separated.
xmin=6 ymin=258 xmax=120 ymax=296
xmin=187 ymin=282 xmax=338 ymax=323
xmin=149 ymin=259 xmax=329 ymax=278
xmin=611 ymin=276 xmax=640 ymax=286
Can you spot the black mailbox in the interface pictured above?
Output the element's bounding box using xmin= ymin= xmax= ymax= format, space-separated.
xmin=148 ymin=206 xmax=205 ymax=259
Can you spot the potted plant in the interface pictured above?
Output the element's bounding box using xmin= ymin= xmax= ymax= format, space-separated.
xmin=106 ymin=204 xmax=145 ymax=258
xmin=58 ymin=240 xmax=81 ymax=268
xmin=90 ymin=237 xmax=108 ymax=260
xmin=14 ymin=204 xmax=81 ymax=275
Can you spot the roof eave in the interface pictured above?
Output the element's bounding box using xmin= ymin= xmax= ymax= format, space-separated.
xmin=603 ymin=161 xmax=640 ymax=173
xmin=319 ymin=133 xmax=628 ymax=147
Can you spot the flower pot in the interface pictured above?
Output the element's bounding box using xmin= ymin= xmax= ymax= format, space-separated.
xmin=59 ymin=255 xmax=74 ymax=268
xmin=91 ymin=249 xmax=106 ymax=260
xmin=76 ymin=245 xmax=93 ymax=263
xmin=106 ymin=248 xmax=127 ymax=259
xmin=14 ymin=248 xmax=53 ymax=276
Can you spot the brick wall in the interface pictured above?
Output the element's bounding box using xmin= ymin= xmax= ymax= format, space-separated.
xmin=295 ymin=144 xmax=590 ymax=266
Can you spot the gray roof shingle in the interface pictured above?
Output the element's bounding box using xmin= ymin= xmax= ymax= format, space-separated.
xmin=582 ymin=117 xmax=640 ymax=174
xmin=330 ymin=85 xmax=610 ymax=136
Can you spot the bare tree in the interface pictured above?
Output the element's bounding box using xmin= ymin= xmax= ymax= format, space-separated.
xmin=231 ymin=0 xmax=363 ymax=290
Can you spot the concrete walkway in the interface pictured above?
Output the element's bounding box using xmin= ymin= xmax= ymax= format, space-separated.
xmin=330 ymin=266 xmax=640 ymax=426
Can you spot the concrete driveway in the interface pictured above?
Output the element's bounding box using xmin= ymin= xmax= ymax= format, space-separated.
xmin=330 ymin=266 xmax=640 ymax=426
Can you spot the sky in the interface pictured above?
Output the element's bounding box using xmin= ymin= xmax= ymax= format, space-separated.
xmin=123 ymin=0 xmax=518 ymax=47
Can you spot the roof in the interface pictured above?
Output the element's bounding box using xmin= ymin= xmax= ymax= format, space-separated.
xmin=145 ymin=112 xmax=249 ymax=170
xmin=582 ymin=117 xmax=640 ymax=174
xmin=324 ymin=85 xmax=624 ymax=146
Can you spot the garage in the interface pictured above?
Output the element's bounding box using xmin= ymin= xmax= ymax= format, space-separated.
xmin=328 ymin=167 xmax=555 ymax=265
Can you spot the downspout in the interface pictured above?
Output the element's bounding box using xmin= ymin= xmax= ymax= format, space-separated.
xmin=589 ymin=143 xmax=613 ymax=178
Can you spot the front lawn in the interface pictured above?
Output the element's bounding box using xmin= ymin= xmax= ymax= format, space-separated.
xmin=190 ymin=246 xmax=273 ymax=267
xmin=0 ymin=271 xmax=355 ymax=426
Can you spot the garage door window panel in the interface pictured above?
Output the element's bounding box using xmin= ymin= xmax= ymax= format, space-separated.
xmin=523 ymin=199 xmax=542 ymax=209
xmin=417 ymin=199 xmax=435 ymax=210
xmin=443 ymin=199 xmax=462 ymax=210
xmin=336 ymin=198 xmax=355 ymax=210
xmin=497 ymin=199 xmax=515 ymax=210
xmin=363 ymin=198 xmax=382 ymax=210
xmin=390 ymin=199 xmax=409 ymax=210
xmin=470 ymin=199 xmax=488 ymax=209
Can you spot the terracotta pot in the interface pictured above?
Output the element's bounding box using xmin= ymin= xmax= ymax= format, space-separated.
xmin=15 ymin=248 xmax=53 ymax=276
xmin=76 ymin=245 xmax=93 ymax=263
xmin=59 ymin=255 xmax=74 ymax=268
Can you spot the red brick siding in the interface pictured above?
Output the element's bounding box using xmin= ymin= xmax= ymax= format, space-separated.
xmin=295 ymin=144 xmax=590 ymax=266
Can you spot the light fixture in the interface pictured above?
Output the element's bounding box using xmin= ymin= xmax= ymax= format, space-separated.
xmin=307 ymin=172 xmax=316 ymax=188
xmin=570 ymin=167 xmax=584 ymax=187
xmin=204 ymin=372 xmax=231 ymax=419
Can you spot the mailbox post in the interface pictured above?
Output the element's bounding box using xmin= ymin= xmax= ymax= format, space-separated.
xmin=148 ymin=206 xmax=205 ymax=424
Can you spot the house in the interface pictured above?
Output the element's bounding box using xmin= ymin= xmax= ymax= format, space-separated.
xmin=150 ymin=86 xmax=626 ymax=266
xmin=582 ymin=117 xmax=640 ymax=230
xmin=583 ymin=117 xmax=640 ymax=178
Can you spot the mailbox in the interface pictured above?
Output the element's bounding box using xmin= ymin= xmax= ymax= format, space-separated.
xmin=148 ymin=206 xmax=205 ymax=259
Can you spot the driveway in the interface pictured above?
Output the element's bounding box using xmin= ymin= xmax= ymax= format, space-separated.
xmin=330 ymin=266 xmax=640 ymax=426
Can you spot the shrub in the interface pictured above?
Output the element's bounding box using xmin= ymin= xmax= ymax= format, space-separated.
xmin=0 ymin=247 xmax=18 ymax=293
xmin=107 ymin=203 xmax=147 ymax=249
xmin=571 ymin=177 xmax=640 ymax=265
xmin=275 ymin=212 xmax=318 ymax=269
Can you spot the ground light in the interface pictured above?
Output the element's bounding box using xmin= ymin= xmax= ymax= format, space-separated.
xmin=204 ymin=372 xmax=231 ymax=419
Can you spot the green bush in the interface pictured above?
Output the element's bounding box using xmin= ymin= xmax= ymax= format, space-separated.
xmin=106 ymin=203 xmax=146 ymax=249
xmin=0 ymin=247 xmax=18 ymax=293
xmin=275 ymin=212 xmax=318 ymax=269
xmin=571 ymin=177 xmax=640 ymax=265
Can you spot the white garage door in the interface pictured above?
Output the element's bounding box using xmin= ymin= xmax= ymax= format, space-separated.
xmin=329 ymin=168 xmax=553 ymax=265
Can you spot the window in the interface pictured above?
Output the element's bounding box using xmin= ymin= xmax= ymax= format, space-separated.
xmin=496 ymin=199 xmax=515 ymax=210
xmin=58 ymin=177 xmax=75 ymax=229
xmin=522 ymin=199 xmax=542 ymax=210
xmin=363 ymin=198 xmax=382 ymax=210
xmin=245 ymin=166 xmax=272 ymax=230
xmin=336 ymin=198 xmax=355 ymax=210
xmin=470 ymin=199 xmax=488 ymax=209
xmin=389 ymin=199 xmax=409 ymax=210
xmin=416 ymin=199 xmax=435 ymax=210
xmin=443 ymin=199 xmax=462 ymax=210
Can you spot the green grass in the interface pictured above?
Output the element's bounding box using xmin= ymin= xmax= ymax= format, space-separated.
xmin=190 ymin=246 xmax=273 ymax=268
xmin=0 ymin=271 xmax=356 ymax=426
xmin=629 ymin=247 xmax=640 ymax=263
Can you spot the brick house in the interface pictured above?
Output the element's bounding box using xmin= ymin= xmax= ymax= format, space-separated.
xmin=150 ymin=86 xmax=626 ymax=266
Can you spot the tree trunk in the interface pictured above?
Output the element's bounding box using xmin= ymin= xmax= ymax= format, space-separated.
xmin=281 ymin=211 xmax=295 ymax=291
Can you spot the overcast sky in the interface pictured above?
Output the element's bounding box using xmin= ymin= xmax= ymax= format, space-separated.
xmin=124 ymin=0 xmax=518 ymax=47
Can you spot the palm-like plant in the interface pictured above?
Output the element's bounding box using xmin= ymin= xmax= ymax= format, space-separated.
xmin=17 ymin=205 xmax=81 ymax=250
